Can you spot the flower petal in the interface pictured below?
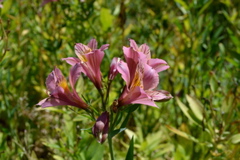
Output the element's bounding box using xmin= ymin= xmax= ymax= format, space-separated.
xmin=109 ymin=57 xmax=120 ymax=80
xmin=87 ymin=39 xmax=98 ymax=50
xmin=148 ymin=59 xmax=169 ymax=73
xmin=100 ymin=44 xmax=110 ymax=51
xmin=145 ymin=90 xmax=173 ymax=102
xmin=37 ymin=97 xmax=69 ymax=108
xmin=129 ymin=39 xmax=139 ymax=51
xmin=45 ymin=70 xmax=57 ymax=93
xmin=139 ymin=44 xmax=151 ymax=59
xmin=118 ymin=87 xmax=157 ymax=107
xmin=69 ymin=63 xmax=83 ymax=89
xmin=116 ymin=59 xmax=131 ymax=87
xmin=62 ymin=57 xmax=80 ymax=66
xmin=142 ymin=63 xmax=159 ymax=90
xmin=84 ymin=49 xmax=104 ymax=89
xmin=75 ymin=43 xmax=92 ymax=59
xmin=123 ymin=47 xmax=146 ymax=82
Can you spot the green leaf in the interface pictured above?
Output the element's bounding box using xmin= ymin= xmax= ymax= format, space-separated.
xmin=1 ymin=0 xmax=13 ymax=15
xmin=100 ymin=8 xmax=114 ymax=31
xmin=125 ymin=136 xmax=134 ymax=160
xmin=176 ymin=98 xmax=201 ymax=125
xmin=53 ymin=155 xmax=64 ymax=160
xmin=186 ymin=95 xmax=204 ymax=121
xmin=166 ymin=125 xmax=199 ymax=143
xmin=109 ymin=128 xmax=126 ymax=138
xmin=174 ymin=0 xmax=189 ymax=14
xmin=198 ymin=0 xmax=213 ymax=15
xmin=120 ymin=105 xmax=139 ymax=128
xmin=86 ymin=140 xmax=104 ymax=160
xmin=230 ymin=133 xmax=240 ymax=144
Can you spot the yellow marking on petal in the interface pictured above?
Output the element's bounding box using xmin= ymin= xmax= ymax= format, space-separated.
xmin=75 ymin=44 xmax=92 ymax=62
xmin=58 ymin=79 xmax=70 ymax=91
xmin=131 ymin=70 xmax=143 ymax=89
xmin=77 ymin=54 xmax=88 ymax=62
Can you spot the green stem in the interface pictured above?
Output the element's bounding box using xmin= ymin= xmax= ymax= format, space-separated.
xmin=108 ymin=135 xmax=115 ymax=160
xmin=98 ymin=88 xmax=106 ymax=111
xmin=104 ymin=80 xmax=112 ymax=106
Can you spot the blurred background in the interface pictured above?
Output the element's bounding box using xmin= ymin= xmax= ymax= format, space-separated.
xmin=0 ymin=0 xmax=239 ymax=159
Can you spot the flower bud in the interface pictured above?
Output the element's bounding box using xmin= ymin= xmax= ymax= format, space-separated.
xmin=92 ymin=111 xmax=109 ymax=144
xmin=108 ymin=58 xmax=120 ymax=80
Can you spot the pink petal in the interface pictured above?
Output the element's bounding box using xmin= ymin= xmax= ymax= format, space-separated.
xmin=45 ymin=70 xmax=57 ymax=93
xmin=109 ymin=57 xmax=120 ymax=80
xmin=75 ymin=43 xmax=92 ymax=57
xmin=142 ymin=63 xmax=159 ymax=90
xmin=116 ymin=59 xmax=131 ymax=87
xmin=84 ymin=50 xmax=105 ymax=89
xmin=148 ymin=59 xmax=169 ymax=73
xmin=69 ymin=63 xmax=83 ymax=89
xmin=37 ymin=97 xmax=69 ymax=108
xmin=123 ymin=47 xmax=146 ymax=81
xmin=139 ymin=44 xmax=151 ymax=59
xmin=62 ymin=57 xmax=80 ymax=66
xmin=129 ymin=39 xmax=139 ymax=51
xmin=100 ymin=44 xmax=110 ymax=51
xmin=145 ymin=90 xmax=173 ymax=102
xmin=118 ymin=87 xmax=157 ymax=107
xmin=87 ymin=39 xmax=98 ymax=50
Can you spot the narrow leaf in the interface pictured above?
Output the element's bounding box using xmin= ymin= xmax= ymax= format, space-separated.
xmin=109 ymin=128 xmax=126 ymax=138
xmin=176 ymin=98 xmax=200 ymax=125
xmin=230 ymin=133 xmax=240 ymax=144
xmin=166 ymin=125 xmax=199 ymax=143
xmin=125 ymin=136 xmax=134 ymax=160
xmin=186 ymin=95 xmax=204 ymax=121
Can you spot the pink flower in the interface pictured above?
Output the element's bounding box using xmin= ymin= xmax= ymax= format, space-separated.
xmin=111 ymin=46 xmax=172 ymax=112
xmin=62 ymin=39 xmax=109 ymax=89
xmin=37 ymin=64 xmax=88 ymax=110
xmin=129 ymin=39 xmax=170 ymax=73
xmin=92 ymin=111 xmax=109 ymax=144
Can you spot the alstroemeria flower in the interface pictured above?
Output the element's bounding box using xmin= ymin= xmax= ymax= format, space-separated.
xmin=129 ymin=39 xmax=170 ymax=73
xmin=92 ymin=111 xmax=109 ymax=144
xmin=37 ymin=64 xmax=88 ymax=110
xmin=111 ymin=46 xmax=172 ymax=111
xmin=62 ymin=39 xmax=109 ymax=89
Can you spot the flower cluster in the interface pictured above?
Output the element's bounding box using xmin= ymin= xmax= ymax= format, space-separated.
xmin=37 ymin=39 xmax=172 ymax=143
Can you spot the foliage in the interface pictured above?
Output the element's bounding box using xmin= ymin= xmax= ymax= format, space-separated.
xmin=0 ymin=0 xmax=239 ymax=159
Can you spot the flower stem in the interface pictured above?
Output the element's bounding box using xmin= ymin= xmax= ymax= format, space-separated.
xmin=108 ymin=135 xmax=115 ymax=160
xmin=98 ymin=88 xmax=106 ymax=111
xmin=104 ymin=80 xmax=112 ymax=105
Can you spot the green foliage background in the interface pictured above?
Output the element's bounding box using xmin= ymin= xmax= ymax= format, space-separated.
xmin=0 ymin=0 xmax=239 ymax=159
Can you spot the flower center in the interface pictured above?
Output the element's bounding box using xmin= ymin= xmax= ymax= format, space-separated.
xmin=58 ymin=79 xmax=70 ymax=92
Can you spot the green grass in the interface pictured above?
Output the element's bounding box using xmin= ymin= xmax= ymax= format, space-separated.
xmin=0 ymin=0 xmax=239 ymax=159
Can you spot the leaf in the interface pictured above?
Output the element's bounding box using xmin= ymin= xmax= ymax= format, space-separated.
xmin=86 ymin=140 xmax=104 ymax=160
xmin=176 ymin=98 xmax=201 ymax=125
xmin=100 ymin=8 xmax=114 ymax=31
xmin=186 ymin=95 xmax=204 ymax=121
xmin=166 ymin=125 xmax=199 ymax=143
xmin=230 ymin=133 xmax=240 ymax=144
xmin=174 ymin=0 xmax=189 ymax=14
xmin=53 ymin=155 xmax=64 ymax=160
xmin=109 ymin=128 xmax=126 ymax=138
xmin=125 ymin=136 xmax=134 ymax=160
xmin=198 ymin=0 xmax=213 ymax=15
xmin=121 ymin=105 xmax=139 ymax=128
xmin=1 ymin=0 xmax=13 ymax=15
